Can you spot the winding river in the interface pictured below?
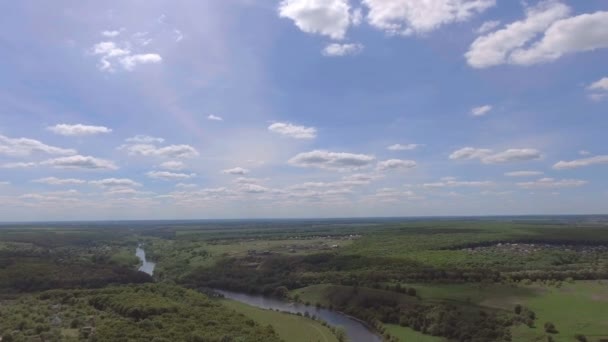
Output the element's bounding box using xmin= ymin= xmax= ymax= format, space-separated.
xmin=217 ymin=290 xmax=382 ymax=342
xmin=135 ymin=246 xmax=156 ymax=276
xmin=134 ymin=247 xmax=380 ymax=341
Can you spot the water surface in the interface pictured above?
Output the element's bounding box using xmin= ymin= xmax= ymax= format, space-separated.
xmin=135 ymin=246 xmax=156 ymax=276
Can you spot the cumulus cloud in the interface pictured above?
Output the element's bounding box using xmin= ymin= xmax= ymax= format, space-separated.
xmin=471 ymin=105 xmax=492 ymax=116
xmin=508 ymin=11 xmax=608 ymax=66
xmin=147 ymin=171 xmax=196 ymax=180
xmin=322 ymin=43 xmax=364 ymax=56
xmin=122 ymin=144 xmax=199 ymax=159
xmin=363 ymin=0 xmax=495 ymax=36
xmin=377 ymin=159 xmax=417 ymax=171
xmin=587 ymin=77 xmax=608 ymax=101
xmin=268 ymin=122 xmax=317 ymax=139
xmin=119 ymin=54 xmax=162 ymax=70
xmin=222 ymin=167 xmax=250 ymax=175
xmin=47 ymin=124 xmax=112 ymax=136
xmin=449 ymin=147 xmax=541 ymax=164
xmin=553 ymin=155 xmax=608 ymax=170
xmin=0 ymin=134 xmax=76 ymax=157
xmin=90 ymin=178 xmax=141 ymax=188
xmin=32 ymin=177 xmax=86 ymax=185
xmin=504 ymin=171 xmax=544 ymax=177
xmin=101 ymin=29 xmax=123 ymax=37
xmin=448 ymin=147 xmax=492 ymax=160
xmin=517 ymin=177 xmax=587 ymax=189
xmin=159 ymin=161 xmax=185 ymax=171
xmin=91 ymin=41 xmax=162 ymax=72
xmin=387 ymin=143 xmax=420 ymax=151
xmin=288 ymin=150 xmax=375 ymax=171
xmin=40 ymin=155 xmax=118 ymax=170
xmin=207 ymin=114 xmax=223 ymax=121
xmin=1 ymin=162 xmax=37 ymax=169
xmin=466 ymin=2 xmax=608 ymax=68
xmin=278 ymin=0 xmax=354 ymax=40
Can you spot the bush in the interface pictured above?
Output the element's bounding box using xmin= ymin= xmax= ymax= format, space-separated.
xmin=544 ymin=322 xmax=558 ymax=334
xmin=574 ymin=334 xmax=587 ymax=342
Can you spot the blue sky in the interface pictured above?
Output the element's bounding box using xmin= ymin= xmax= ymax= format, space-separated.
xmin=0 ymin=0 xmax=607 ymax=221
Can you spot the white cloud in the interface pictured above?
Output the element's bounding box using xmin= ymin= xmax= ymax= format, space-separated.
xmin=288 ymin=150 xmax=375 ymax=171
xmin=466 ymin=1 xmax=570 ymax=68
xmin=476 ymin=20 xmax=500 ymax=34
xmin=422 ymin=178 xmax=493 ymax=188
xmin=517 ymin=177 xmax=587 ymax=189
xmin=471 ymin=105 xmax=492 ymax=116
xmin=1 ymin=162 xmax=37 ymax=169
xmin=587 ymin=77 xmax=608 ymax=101
xmin=278 ymin=0 xmax=353 ymax=40
xmin=449 ymin=147 xmax=541 ymax=164
xmin=504 ymin=171 xmax=544 ymax=177
xmin=101 ymin=29 xmax=123 ymax=37
xmin=449 ymin=147 xmax=492 ymax=160
xmin=91 ymin=41 xmax=161 ymax=72
xmin=322 ymin=43 xmax=363 ymax=56
xmin=174 ymin=29 xmax=184 ymax=42
xmin=509 ymin=11 xmax=608 ymax=66
xmin=93 ymin=41 xmax=130 ymax=57
xmin=90 ymin=178 xmax=141 ymax=188
xmin=40 ymin=155 xmax=118 ymax=170
xmin=268 ymin=122 xmax=317 ymax=139
xmin=0 ymin=134 xmax=76 ymax=157
xmin=553 ymin=155 xmax=608 ymax=170
xmin=387 ymin=143 xmax=420 ymax=151
xmin=159 ymin=161 xmax=185 ymax=171
xmin=377 ymin=159 xmax=417 ymax=171
xmin=341 ymin=173 xmax=382 ymax=185
xmin=33 ymin=177 xmax=86 ymax=185
xmin=0 ymin=181 xmax=9 ymax=186
xmin=207 ymin=114 xmax=223 ymax=121
xmin=466 ymin=3 xmax=608 ymax=67
xmin=125 ymin=135 xmax=165 ymax=144
xmin=363 ymin=0 xmax=495 ymax=36
xmin=589 ymin=77 xmax=608 ymax=91
xmin=147 ymin=171 xmax=196 ymax=181
xmin=47 ymin=124 xmax=112 ymax=136
xmin=222 ymin=167 xmax=250 ymax=175
xmin=122 ymin=144 xmax=199 ymax=159
xmin=119 ymin=53 xmax=162 ymax=70
xmin=482 ymin=149 xmax=542 ymax=164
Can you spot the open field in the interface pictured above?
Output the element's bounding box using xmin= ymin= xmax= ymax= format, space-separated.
xmin=222 ymin=299 xmax=339 ymax=342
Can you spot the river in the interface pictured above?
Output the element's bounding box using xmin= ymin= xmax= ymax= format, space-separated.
xmin=217 ymin=290 xmax=382 ymax=342
xmin=135 ymin=246 xmax=156 ymax=276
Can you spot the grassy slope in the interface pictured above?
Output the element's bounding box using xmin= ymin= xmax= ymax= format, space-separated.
xmin=222 ymin=299 xmax=339 ymax=342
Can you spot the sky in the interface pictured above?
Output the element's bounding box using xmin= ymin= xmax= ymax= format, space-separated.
xmin=0 ymin=0 xmax=607 ymax=221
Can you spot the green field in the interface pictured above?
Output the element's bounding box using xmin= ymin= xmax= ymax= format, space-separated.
xmin=222 ymin=299 xmax=339 ymax=342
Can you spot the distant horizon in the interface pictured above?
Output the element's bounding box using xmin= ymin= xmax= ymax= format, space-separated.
xmin=2 ymin=213 xmax=607 ymax=225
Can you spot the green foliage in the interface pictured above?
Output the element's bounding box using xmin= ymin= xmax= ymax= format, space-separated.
xmin=0 ymin=284 xmax=281 ymax=342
